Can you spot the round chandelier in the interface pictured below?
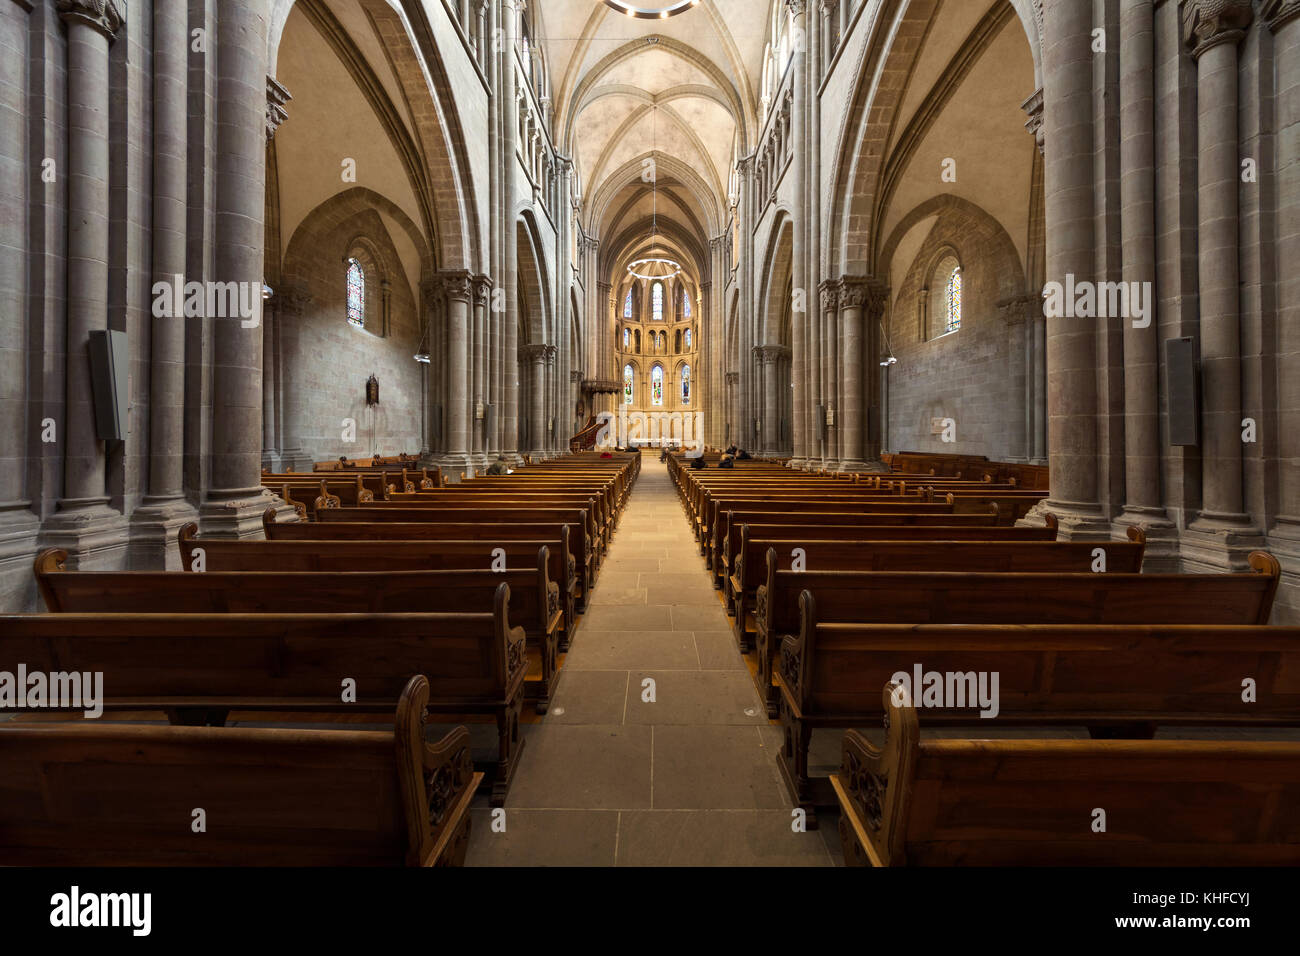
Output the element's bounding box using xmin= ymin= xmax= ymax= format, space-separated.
xmin=627 ymin=104 xmax=683 ymax=282
xmin=627 ymin=257 xmax=681 ymax=282
xmin=603 ymin=1 xmax=701 ymax=19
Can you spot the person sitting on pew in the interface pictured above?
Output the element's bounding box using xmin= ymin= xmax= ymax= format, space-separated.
xmin=486 ymin=455 xmax=510 ymax=476
xmin=690 ymin=455 xmax=708 ymax=470
xmin=725 ymin=444 xmax=738 ymax=457
xmin=718 ymin=453 xmax=735 ymax=469
xmin=736 ymin=448 xmax=752 ymax=461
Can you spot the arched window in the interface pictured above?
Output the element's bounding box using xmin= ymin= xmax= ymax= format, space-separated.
xmin=624 ymin=364 xmax=634 ymax=405
xmin=651 ymin=365 xmax=664 ymax=407
xmin=928 ymin=254 xmax=962 ymax=339
xmin=346 ymin=258 xmax=365 ymax=328
xmin=681 ymin=364 xmax=691 ymax=406
xmin=623 ymin=328 xmax=630 ymax=349
xmin=945 ymin=266 xmax=963 ymax=334
xmin=684 ymin=328 xmax=692 ymax=350
xmin=683 ymin=291 xmax=692 ymax=318
xmin=624 ymin=289 xmax=633 ymax=318
xmin=652 ymin=282 xmax=664 ymax=321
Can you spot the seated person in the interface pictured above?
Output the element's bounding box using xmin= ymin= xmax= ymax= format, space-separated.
xmin=736 ymin=448 xmax=752 ymax=461
xmin=689 ymin=455 xmax=707 ymax=469
xmin=718 ymin=453 xmax=734 ymax=469
xmin=485 ymin=455 xmax=510 ymax=476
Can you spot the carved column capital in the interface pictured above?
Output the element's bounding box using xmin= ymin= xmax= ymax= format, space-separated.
xmin=818 ymin=280 xmax=840 ymax=313
xmin=753 ymin=344 xmax=791 ymax=366
xmin=473 ymin=276 xmax=493 ymax=305
xmin=838 ymin=276 xmax=889 ymax=318
xmin=1021 ymin=87 xmax=1045 ymax=156
xmin=266 ymin=76 xmax=292 ymax=141
xmin=1263 ymin=0 xmax=1300 ymax=30
xmin=438 ymin=270 xmax=474 ymax=304
xmin=57 ymin=0 xmax=123 ymax=39
xmin=1181 ymin=0 xmax=1253 ymax=57
xmin=520 ymin=343 xmax=552 ymax=365
xmin=784 ymin=0 xmax=807 ymax=19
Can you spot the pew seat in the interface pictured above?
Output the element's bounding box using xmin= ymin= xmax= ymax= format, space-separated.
xmin=0 ymin=675 xmax=481 ymax=865
xmin=830 ymin=685 xmax=1300 ymax=866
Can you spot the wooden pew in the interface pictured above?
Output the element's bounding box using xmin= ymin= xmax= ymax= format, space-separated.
xmin=747 ymin=531 xmax=1148 ymax=709
xmin=711 ymin=508 xmax=999 ymax=589
xmin=316 ymin=504 xmax=600 ymax=599
xmin=35 ymin=545 xmax=564 ymax=717
xmin=831 ymin=685 xmax=1300 ymax=865
xmin=0 ymin=675 xmax=481 ymax=865
xmin=272 ymin=476 xmax=376 ymax=518
xmin=180 ymin=521 xmax=576 ymax=650
xmin=727 ymin=519 xmax=1064 ymax=647
xmin=1 ymin=608 xmax=527 ymax=805
xmin=755 ymin=551 xmax=1281 ymax=715
xmin=758 ymin=553 xmax=1283 ymax=813
xmin=380 ymin=492 xmax=614 ymax=554
xmin=263 ymin=512 xmax=593 ymax=613
xmin=783 ymin=604 xmax=1300 ymax=820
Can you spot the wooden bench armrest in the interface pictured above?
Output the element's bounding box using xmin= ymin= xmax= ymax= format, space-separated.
xmin=836 ymin=684 xmax=920 ymax=867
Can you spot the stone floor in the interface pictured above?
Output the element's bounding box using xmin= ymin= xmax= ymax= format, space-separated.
xmin=464 ymin=456 xmax=840 ymax=866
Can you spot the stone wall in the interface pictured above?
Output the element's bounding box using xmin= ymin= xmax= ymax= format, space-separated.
xmin=279 ymin=207 xmax=423 ymax=465
xmin=885 ymin=204 xmax=1028 ymax=461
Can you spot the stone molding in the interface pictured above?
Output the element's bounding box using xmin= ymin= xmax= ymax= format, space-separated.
xmin=438 ymin=270 xmax=474 ymax=303
xmin=266 ymin=76 xmax=292 ymax=140
xmin=1263 ymin=0 xmax=1300 ymax=30
xmin=1182 ymin=0 xmax=1254 ymax=57
xmin=1022 ymin=87 xmax=1044 ymax=156
xmin=56 ymin=0 xmax=123 ymax=39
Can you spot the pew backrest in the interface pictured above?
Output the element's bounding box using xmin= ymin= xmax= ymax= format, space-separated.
xmin=0 ymin=675 xmax=480 ymax=866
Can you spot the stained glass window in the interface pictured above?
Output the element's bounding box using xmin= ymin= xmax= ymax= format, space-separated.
xmin=651 ymin=365 xmax=663 ymax=406
xmin=652 ymin=282 xmax=664 ymax=321
xmin=346 ymin=258 xmax=365 ymax=328
xmin=945 ymin=266 xmax=962 ymax=333
xmin=624 ymin=365 xmax=634 ymax=405
xmin=683 ymin=293 xmax=692 ymax=318
xmin=681 ymin=365 xmax=691 ymax=405
xmin=623 ymin=328 xmax=630 ymax=349
xmin=684 ymin=328 xmax=692 ymax=349
xmin=624 ymin=290 xmax=633 ymax=318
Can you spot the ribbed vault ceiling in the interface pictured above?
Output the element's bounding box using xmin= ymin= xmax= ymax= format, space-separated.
xmin=537 ymin=0 xmax=774 ymax=276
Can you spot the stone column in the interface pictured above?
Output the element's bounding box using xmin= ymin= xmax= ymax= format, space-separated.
xmin=199 ymin=0 xmax=273 ymax=537
xmin=523 ymin=344 xmax=552 ymax=459
xmin=501 ymin=2 xmax=520 ymax=462
xmin=1113 ymin=0 xmax=1177 ymax=552
xmin=45 ymin=0 xmax=130 ymax=563
xmin=440 ymin=271 xmax=472 ymax=473
xmin=787 ymin=0 xmax=809 ymax=467
xmin=1038 ymin=0 xmax=1108 ymax=536
xmin=1266 ymin=1 xmax=1300 ymax=546
xmin=1182 ymin=0 xmax=1258 ymax=547
xmin=0 ymin=0 xmax=40 ymax=603
xmin=838 ymin=278 xmax=870 ymax=470
xmin=816 ymin=282 xmax=838 ymax=465
xmin=472 ymin=275 xmax=491 ymax=468
xmin=737 ymin=154 xmax=756 ymax=450
xmin=134 ymin=0 xmax=204 ymax=563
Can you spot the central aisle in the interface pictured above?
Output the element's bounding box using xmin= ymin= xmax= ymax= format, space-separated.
xmin=467 ymin=455 xmax=837 ymax=866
